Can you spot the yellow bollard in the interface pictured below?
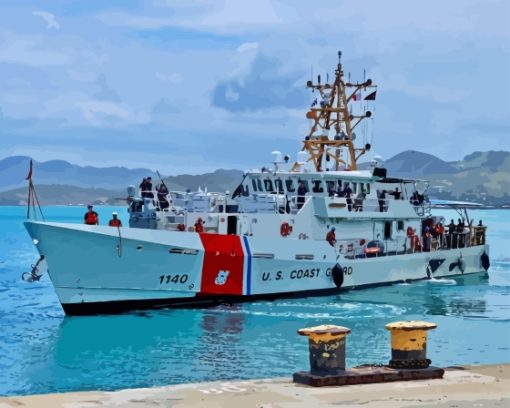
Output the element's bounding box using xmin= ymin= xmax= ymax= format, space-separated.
xmin=385 ymin=321 xmax=437 ymax=369
xmin=298 ymin=324 xmax=351 ymax=376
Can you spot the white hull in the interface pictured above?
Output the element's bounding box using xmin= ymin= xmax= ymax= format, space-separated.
xmin=25 ymin=221 xmax=490 ymax=315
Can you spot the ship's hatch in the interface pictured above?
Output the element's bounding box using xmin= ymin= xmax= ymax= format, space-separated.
xmin=227 ymin=216 xmax=237 ymax=235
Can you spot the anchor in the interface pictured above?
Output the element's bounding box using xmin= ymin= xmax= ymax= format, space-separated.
xmin=22 ymin=255 xmax=46 ymax=282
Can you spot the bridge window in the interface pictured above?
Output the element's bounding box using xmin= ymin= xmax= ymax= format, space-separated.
xmin=285 ymin=179 xmax=295 ymax=192
xmin=352 ymin=183 xmax=357 ymax=194
xmin=275 ymin=179 xmax=284 ymax=194
xmin=264 ymin=178 xmax=274 ymax=192
xmin=325 ymin=180 xmax=335 ymax=194
xmin=298 ymin=179 xmax=309 ymax=191
xmin=252 ymin=179 xmax=258 ymax=192
xmin=366 ymin=183 xmax=371 ymax=194
xmin=397 ymin=220 xmax=404 ymax=231
xmin=312 ymin=179 xmax=323 ymax=193
xmin=257 ymin=179 xmax=263 ymax=191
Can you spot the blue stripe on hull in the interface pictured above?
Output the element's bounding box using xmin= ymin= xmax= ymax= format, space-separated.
xmin=243 ymin=236 xmax=252 ymax=295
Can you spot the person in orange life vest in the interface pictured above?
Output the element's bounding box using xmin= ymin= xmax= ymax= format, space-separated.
xmin=194 ymin=217 xmax=204 ymax=233
xmin=84 ymin=205 xmax=99 ymax=225
xmin=434 ymin=222 xmax=445 ymax=248
xmin=108 ymin=211 xmax=122 ymax=227
xmin=407 ymin=227 xmax=421 ymax=252
xmin=326 ymin=227 xmax=336 ymax=247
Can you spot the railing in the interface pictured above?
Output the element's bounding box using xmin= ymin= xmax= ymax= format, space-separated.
xmin=337 ymin=230 xmax=486 ymax=260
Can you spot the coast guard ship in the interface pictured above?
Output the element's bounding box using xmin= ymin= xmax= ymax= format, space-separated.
xmin=24 ymin=53 xmax=490 ymax=315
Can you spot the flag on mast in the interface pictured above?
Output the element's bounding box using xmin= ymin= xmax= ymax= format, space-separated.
xmin=352 ymin=91 xmax=362 ymax=101
xmin=364 ymin=90 xmax=377 ymax=101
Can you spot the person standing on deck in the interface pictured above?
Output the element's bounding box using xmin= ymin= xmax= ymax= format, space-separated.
xmin=108 ymin=212 xmax=122 ymax=227
xmin=139 ymin=178 xmax=148 ymax=197
xmin=297 ymin=181 xmax=307 ymax=209
xmin=378 ymin=190 xmax=386 ymax=212
xmin=423 ymin=227 xmax=432 ymax=252
xmin=342 ymin=183 xmax=353 ymax=211
xmin=475 ymin=220 xmax=486 ymax=245
xmin=84 ymin=205 xmax=99 ymax=225
xmin=447 ymin=219 xmax=456 ymax=248
xmin=145 ymin=177 xmax=154 ymax=199
xmin=326 ymin=227 xmax=336 ymax=247
xmin=194 ymin=217 xmax=204 ymax=233
xmin=157 ymin=183 xmax=169 ymax=210
xmin=388 ymin=187 xmax=401 ymax=200
xmin=434 ymin=222 xmax=445 ymax=248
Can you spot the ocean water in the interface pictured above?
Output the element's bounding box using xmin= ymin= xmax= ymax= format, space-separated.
xmin=0 ymin=205 xmax=509 ymax=396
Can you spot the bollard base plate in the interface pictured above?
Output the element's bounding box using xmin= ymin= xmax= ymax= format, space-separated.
xmin=293 ymin=365 xmax=444 ymax=387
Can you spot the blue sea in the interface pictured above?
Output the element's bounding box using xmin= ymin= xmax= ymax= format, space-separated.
xmin=0 ymin=205 xmax=509 ymax=396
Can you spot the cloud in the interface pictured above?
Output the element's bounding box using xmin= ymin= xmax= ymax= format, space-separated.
xmin=0 ymin=0 xmax=508 ymax=172
xmin=237 ymin=42 xmax=259 ymax=53
xmin=32 ymin=11 xmax=60 ymax=30
xmin=97 ymin=0 xmax=287 ymax=34
xmin=75 ymin=100 xmax=150 ymax=125
xmin=0 ymin=30 xmax=69 ymax=66
xmin=212 ymin=54 xmax=308 ymax=112
xmin=155 ymin=72 xmax=182 ymax=83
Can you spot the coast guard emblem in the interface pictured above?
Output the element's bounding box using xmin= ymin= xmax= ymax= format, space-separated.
xmin=214 ymin=270 xmax=230 ymax=285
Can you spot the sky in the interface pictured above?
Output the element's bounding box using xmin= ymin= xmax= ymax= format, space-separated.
xmin=0 ymin=0 xmax=509 ymax=174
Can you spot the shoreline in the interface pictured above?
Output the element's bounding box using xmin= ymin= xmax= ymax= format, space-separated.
xmin=1 ymin=364 xmax=508 ymax=408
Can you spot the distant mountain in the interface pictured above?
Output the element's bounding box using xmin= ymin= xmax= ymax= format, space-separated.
xmin=0 ymin=185 xmax=122 ymax=206
xmin=0 ymin=151 xmax=508 ymax=206
xmin=0 ymin=156 xmax=158 ymax=192
xmin=368 ymin=150 xmax=510 ymax=206
xmin=162 ymin=169 xmax=243 ymax=193
xmin=384 ymin=150 xmax=458 ymax=177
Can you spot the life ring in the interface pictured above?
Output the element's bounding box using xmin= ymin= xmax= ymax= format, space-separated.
xmin=280 ymin=222 xmax=292 ymax=237
xmin=331 ymin=264 xmax=344 ymax=288
xmin=481 ymin=252 xmax=490 ymax=271
xmin=177 ymin=223 xmax=185 ymax=231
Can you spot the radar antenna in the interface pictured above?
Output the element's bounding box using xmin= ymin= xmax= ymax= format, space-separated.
xmin=295 ymin=52 xmax=377 ymax=172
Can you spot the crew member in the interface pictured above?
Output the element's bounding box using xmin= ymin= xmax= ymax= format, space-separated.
xmin=423 ymin=226 xmax=432 ymax=252
xmin=378 ymin=190 xmax=386 ymax=212
xmin=84 ymin=205 xmax=99 ymax=225
xmin=108 ymin=211 xmax=122 ymax=227
xmin=457 ymin=218 xmax=466 ymax=248
xmin=139 ymin=178 xmax=148 ymax=197
xmin=475 ymin=219 xmax=485 ymax=245
xmin=326 ymin=227 xmax=336 ymax=247
xmin=194 ymin=217 xmax=204 ymax=233
xmin=434 ymin=222 xmax=445 ymax=248
xmin=447 ymin=218 xmax=456 ymax=248
xmin=388 ymin=187 xmax=401 ymax=200
xmin=297 ymin=181 xmax=307 ymax=209
xmin=157 ymin=183 xmax=170 ymax=210
xmin=342 ymin=183 xmax=353 ymax=211
xmin=145 ymin=177 xmax=154 ymax=198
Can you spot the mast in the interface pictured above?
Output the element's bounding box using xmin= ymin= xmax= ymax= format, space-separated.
xmin=297 ymin=51 xmax=376 ymax=172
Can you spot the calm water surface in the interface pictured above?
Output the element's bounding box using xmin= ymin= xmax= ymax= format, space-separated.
xmin=0 ymin=206 xmax=509 ymax=396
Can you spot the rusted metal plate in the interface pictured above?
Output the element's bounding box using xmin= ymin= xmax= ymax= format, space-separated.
xmin=293 ymin=365 xmax=444 ymax=387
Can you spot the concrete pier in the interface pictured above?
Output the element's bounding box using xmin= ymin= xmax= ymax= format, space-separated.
xmin=0 ymin=365 xmax=508 ymax=408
